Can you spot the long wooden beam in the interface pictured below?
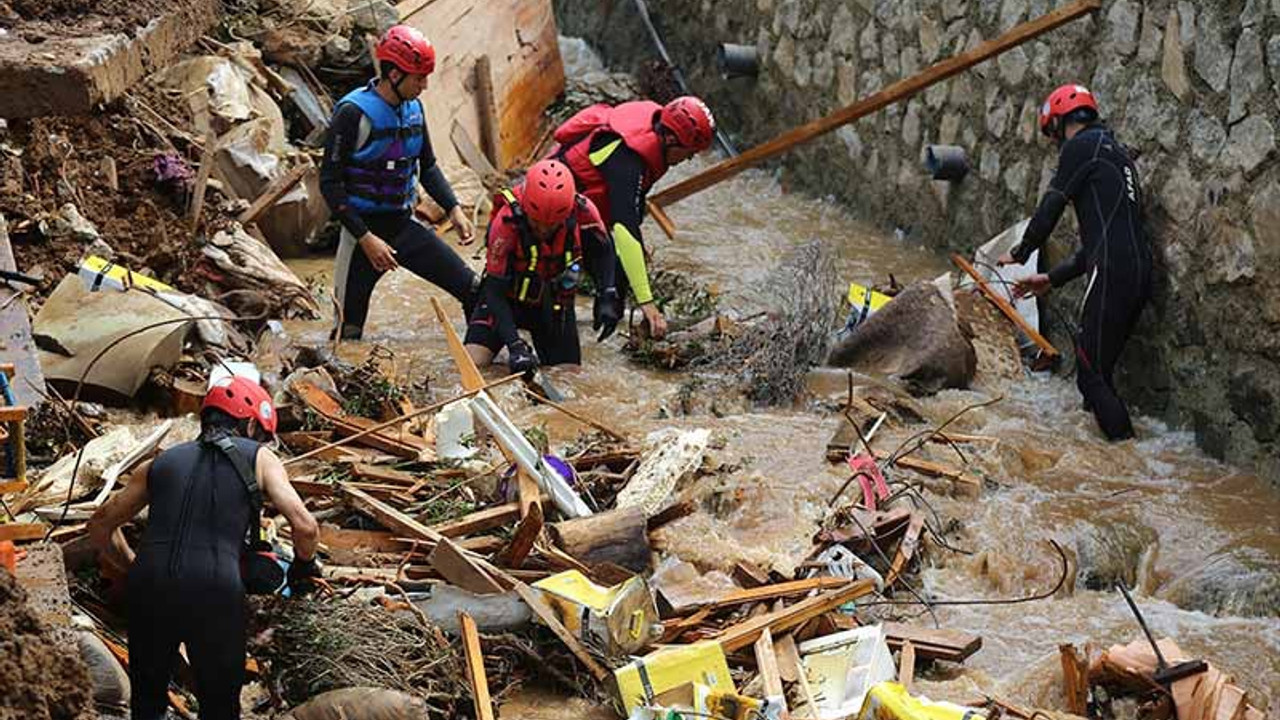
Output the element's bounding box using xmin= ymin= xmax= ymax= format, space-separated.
xmin=715 ymin=580 xmax=874 ymax=652
xmin=951 ymin=253 xmax=1060 ymax=359
xmin=649 ymin=0 xmax=1101 ymax=210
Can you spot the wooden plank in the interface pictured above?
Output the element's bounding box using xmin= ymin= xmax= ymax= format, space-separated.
xmin=496 ymin=502 xmax=542 ymax=569
xmin=886 ymin=512 xmax=925 ymax=586
xmin=511 ymin=580 xmax=610 ymax=681
xmin=754 ymin=628 xmax=790 ymax=720
xmin=459 ymin=612 xmax=497 ymax=720
xmin=885 ymin=623 xmax=982 ymax=662
xmin=292 ymin=381 xmax=427 ymax=458
xmin=0 ymin=523 xmax=46 ymax=542
xmin=715 ymin=580 xmax=875 ymax=653
xmin=474 ymin=55 xmax=500 ymax=169
xmin=237 ymin=164 xmax=311 ymax=227
xmin=318 ymin=525 xmax=408 ymax=554
xmin=699 ymin=577 xmax=854 ymax=611
xmin=660 ymin=607 xmax=712 ymax=643
xmin=520 ymin=387 xmax=627 ymax=441
xmin=647 ymin=200 xmax=677 ymax=240
xmin=1059 ymin=644 xmax=1088 ymax=716
xmin=346 ymin=463 xmax=421 ymax=486
xmin=340 ymin=485 xmax=446 ymax=546
xmin=516 ymin=469 xmax=542 ymax=519
xmin=188 ymin=93 xmax=218 ymax=230
xmin=873 ymin=449 xmax=981 ymax=496
xmin=431 ymin=296 xmax=486 ymax=392
xmin=649 ymin=0 xmax=1101 ymax=210
xmin=0 ymin=481 xmax=28 ymax=494
xmin=733 ymin=562 xmax=773 ymax=589
xmin=775 ymin=633 xmax=802 ymax=684
xmin=899 ymin=640 xmax=917 ymax=691
xmin=429 ymin=537 xmax=503 ymax=594
xmin=952 ymin=253 xmax=1059 ymax=359
xmin=0 ymin=407 xmax=27 ymax=422
xmin=450 ymin=119 xmax=499 ymax=180
xmin=647 ymin=500 xmax=696 ymax=533
xmin=429 ymin=502 xmax=522 ymax=538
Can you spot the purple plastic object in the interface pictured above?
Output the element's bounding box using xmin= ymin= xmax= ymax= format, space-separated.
xmin=543 ymin=454 xmax=578 ymax=487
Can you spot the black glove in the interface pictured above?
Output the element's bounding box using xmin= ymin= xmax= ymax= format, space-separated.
xmin=507 ymin=339 xmax=539 ymax=375
xmin=593 ymin=288 xmax=621 ymax=342
xmin=287 ymin=556 xmax=322 ymax=596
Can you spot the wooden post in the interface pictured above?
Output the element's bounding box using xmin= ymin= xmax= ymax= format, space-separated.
xmin=431 ymin=296 xmax=487 ymax=392
xmin=898 ymin=640 xmax=917 ymax=691
xmin=1059 ymin=644 xmax=1088 ymax=716
xmin=188 ymin=93 xmax=218 ymax=231
xmin=459 ymin=612 xmax=497 ymax=720
xmin=497 ymin=503 xmax=542 ymax=569
xmin=716 ymin=580 xmax=875 ymax=652
xmin=549 ymin=506 xmax=651 ymax=573
xmin=648 ymin=0 xmax=1102 ymax=211
xmin=754 ymin=628 xmax=791 ymax=720
xmin=237 ymin=164 xmax=311 ymax=227
xmin=647 ymin=200 xmax=677 ymax=240
xmin=511 ymin=580 xmax=611 ymax=681
xmin=951 ymin=253 xmax=1060 ymax=359
xmin=475 ymin=55 xmax=501 ymax=170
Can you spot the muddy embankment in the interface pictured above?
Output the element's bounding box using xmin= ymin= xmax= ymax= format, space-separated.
xmin=555 ymin=0 xmax=1280 ymax=485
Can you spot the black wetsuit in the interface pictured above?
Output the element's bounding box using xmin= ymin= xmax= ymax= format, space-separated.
xmin=1009 ymin=125 xmax=1153 ymax=440
xmin=583 ymin=134 xmax=652 ymax=310
xmin=321 ymin=101 xmax=477 ymax=339
xmin=127 ymin=436 xmax=260 ymax=720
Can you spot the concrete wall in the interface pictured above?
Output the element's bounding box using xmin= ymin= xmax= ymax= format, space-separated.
xmin=556 ymin=0 xmax=1280 ymax=480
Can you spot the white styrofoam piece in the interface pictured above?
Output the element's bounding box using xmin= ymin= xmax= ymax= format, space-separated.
xmin=800 ymin=624 xmax=896 ymax=720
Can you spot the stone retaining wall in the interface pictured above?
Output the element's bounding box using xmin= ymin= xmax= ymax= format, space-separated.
xmin=556 ymin=0 xmax=1280 ymax=481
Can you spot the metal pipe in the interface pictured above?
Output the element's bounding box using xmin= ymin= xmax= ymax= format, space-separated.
xmin=717 ymin=43 xmax=759 ymax=79
xmin=924 ymin=144 xmax=969 ymax=181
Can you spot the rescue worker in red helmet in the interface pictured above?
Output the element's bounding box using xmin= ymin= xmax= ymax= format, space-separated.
xmin=321 ymin=24 xmax=479 ymax=341
xmin=88 ymin=377 xmax=320 ymax=720
xmin=550 ymin=95 xmax=716 ymax=339
xmin=464 ymin=159 xmax=620 ymax=372
xmin=998 ymin=84 xmax=1153 ymax=441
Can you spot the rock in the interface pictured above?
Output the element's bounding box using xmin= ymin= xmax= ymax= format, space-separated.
xmin=919 ymin=12 xmax=942 ymax=62
xmin=1188 ymin=109 xmax=1227 ymax=162
xmin=773 ymin=0 xmax=802 ymax=35
xmin=1229 ymin=28 xmax=1265 ymax=123
xmin=84 ymin=238 xmax=115 ymax=260
xmin=1177 ymin=1 xmax=1196 ymax=47
xmin=1242 ymin=0 xmax=1266 ymax=27
xmin=940 ymin=112 xmax=961 ymax=145
xmin=999 ymin=0 xmax=1025 ymax=32
xmin=1194 ymin=8 xmax=1233 ymax=93
xmin=349 ymin=0 xmax=398 ymax=34
xmin=926 ymin=79 xmax=948 ymax=108
xmin=1161 ymin=9 xmax=1191 ymax=100
xmin=825 ymin=281 xmax=977 ymax=395
xmin=829 ymin=3 xmax=859 ymax=51
xmin=1125 ymin=75 xmax=1181 ymax=152
xmin=1003 ymin=159 xmax=1030 ymax=197
xmin=1250 ymin=180 xmax=1280 ymax=256
xmin=949 ymin=72 xmax=976 ymax=107
xmin=1136 ymin=4 xmax=1163 ymax=64
xmin=792 ymin=47 xmax=813 ymax=86
xmin=1105 ymin=0 xmax=1141 ymax=57
xmin=980 ymin=145 xmax=1001 ymax=183
xmin=900 ymin=46 xmax=919 ymax=78
xmin=811 ymin=50 xmax=835 ymax=88
xmin=1038 ymin=154 xmax=1055 ymax=195
xmin=881 ymin=28 xmax=900 ymax=77
xmin=860 ymin=21 xmax=879 ymax=61
xmin=965 ymin=29 xmax=986 ymax=76
xmin=773 ymin=33 xmax=796 ymax=79
xmin=1073 ymin=515 xmax=1158 ymax=591
xmin=1018 ymin=95 xmax=1039 ymax=143
xmin=1268 ymin=35 xmax=1280 ymax=112
xmin=997 ymin=45 xmax=1029 ymax=85
xmin=1158 ymin=547 xmax=1280 ymax=618
xmin=1160 ymin=160 xmax=1199 ymax=223
xmin=836 ymin=60 xmax=859 ymax=105
xmin=322 ymin=34 xmax=352 ymax=65
xmin=1091 ymin=62 xmax=1131 ymax=118
xmin=837 ymin=126 xmax=863 ymax=161
xmin=985 ymin=88 xmax=1014 ymax=139
xmin=1031 ymin=42 xmax=1052 ymax=80
xmin=943 ymin=0 xmax=966 ymax=22
xmin=1223 ymin=115 xmax=1276 ymax=174
xmin=1227 ymin=360 xmax=1280 ymax=442
xmin=38 ymin=203 xmax=99 ymax=242
xmin=1206 ymin=220 xmax=1256 ymax=284
xmin=902 ymin=100 xmax=922 ymax=148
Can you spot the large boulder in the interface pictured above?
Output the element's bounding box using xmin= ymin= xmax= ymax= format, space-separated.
xmin=825 ymin=280 xmax=977 ymax=395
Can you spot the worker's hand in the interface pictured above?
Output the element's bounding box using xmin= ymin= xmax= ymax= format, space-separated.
xmin=1012 ymin=273 xmax=1052 ymax=298
xmin=449 ymin=205 xmax=475 ymax=245
xmin=287 ymin=556 xmax=323 ymax=597
xmin=996 ymin=252 xmax=1018 ymax=266
xmin=507 ymin=339 xmax=539 ymax=376
xmin=593 ymin=288 xmax=621 ymax=342
xmin=359 ymin=232 xmax=399 ymax=273
xmin=640 ymin=302 xmax=668 ymax=340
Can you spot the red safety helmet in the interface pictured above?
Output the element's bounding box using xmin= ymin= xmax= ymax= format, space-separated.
xmin=202 ymin=376 xmax=277 ymax=436
xmin=521 ymin=159 xmax=577 ymax=226
xmin=660 ymin=96 xmax=716 ymax=151
xmin=375 ymin=25 xmax=436 ymax=77
xmin=1039 ymin=84 xmax=1099 ymax=138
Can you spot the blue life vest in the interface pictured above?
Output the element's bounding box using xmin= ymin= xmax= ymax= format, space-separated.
xmin=336 ymin=83 xmax=425 ymax=214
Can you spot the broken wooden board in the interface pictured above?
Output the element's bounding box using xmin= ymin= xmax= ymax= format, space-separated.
xmin=899 ymin=640 xmax=917 ymax=692
xmin=397 ymin=0 xmax=564 ymax=170
xmin=429 ymin=538 xmax=504 ymax=594
xmin=340 ymin=485 xmax=446 ymax=547
xmin=884 ymin=623 xmax=983 ymax=663
xmin=716 ymin=580 xmax=874 ymax=653
xmin=873 ymin=449 xmax=981 ymax=497
xmin=293 ymin=380 xmax=428 ymax=459
xmin=496 ymin=503 xmax=542 ymax=569
xmin=697 ymin=577 xmax=854 ymax=613
xmin=1060 ymin=643 xmax=1088 ymax=716
xmin=429 ymin=501 xmax=531 ymax=538
xmin=886 ymin=512 xmax=925 ymax=586
xmin=549 ymin=506 xmax=650 ymax=573
xmin=754 ymin=628 xmax=790 ymax=720
xmin=511 ymin=579 xmax=610 ymax=681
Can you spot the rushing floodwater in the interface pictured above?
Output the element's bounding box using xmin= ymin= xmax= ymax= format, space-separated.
xmin=285 ymin=151 xmax=1279 ymax=714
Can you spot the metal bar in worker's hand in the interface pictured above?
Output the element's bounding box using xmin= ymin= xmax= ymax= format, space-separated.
xmin=649 ymin=0 xmax=1101 ymax=210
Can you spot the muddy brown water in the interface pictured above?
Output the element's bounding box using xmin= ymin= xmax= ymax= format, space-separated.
xmin=285 ymin=156 xmax=1279 ymax=713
